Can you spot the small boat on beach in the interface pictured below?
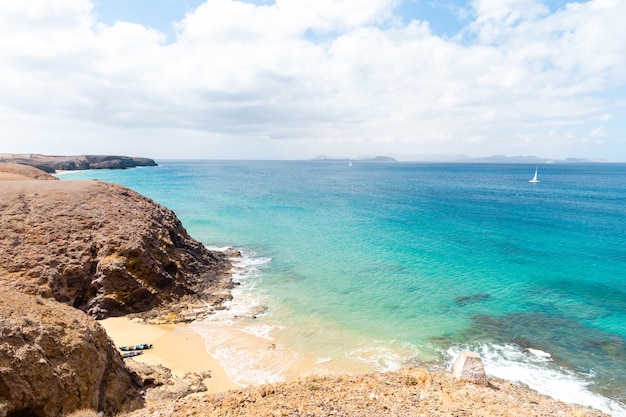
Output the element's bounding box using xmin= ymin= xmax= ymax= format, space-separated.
xmin=529 ymin=168 xmax=540 ymax=183
xmin=119 ymin=343 xmax=153 ymax=351
xmin=122 ymin=351 xmax=143 ymax=359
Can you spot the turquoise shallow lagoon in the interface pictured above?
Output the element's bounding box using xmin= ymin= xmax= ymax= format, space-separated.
xmin=61 ymin=160 xmax=626 ymax=416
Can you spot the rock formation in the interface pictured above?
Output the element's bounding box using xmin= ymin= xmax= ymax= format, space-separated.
xmin=0 ymin=288 xmax=143 ymax=417
xmin=452 ymin=350 xmax=488 ymax=385
xmin=0 ymin=154 xmax=157 ymax=173
xmin=0 ymin=178 xmax=233 ymax=320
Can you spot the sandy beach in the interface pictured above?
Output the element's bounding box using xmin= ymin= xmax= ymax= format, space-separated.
xmin=100 ymin=317 xmax=242 ymax=393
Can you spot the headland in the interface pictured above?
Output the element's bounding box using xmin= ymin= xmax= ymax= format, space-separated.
xmin=0 ymin=153 xmax=157 ymax=173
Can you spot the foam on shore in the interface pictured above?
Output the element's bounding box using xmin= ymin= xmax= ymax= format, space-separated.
xmin=447 ymin=344 xmax=625 ymax=417
xmin=191 ymin=248 xmax=297 ymax=385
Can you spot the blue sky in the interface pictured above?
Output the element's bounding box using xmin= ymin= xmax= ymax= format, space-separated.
xmin=92 ymin=0 xmax=582 ymax=41
xmin=93 ymin=0 xmax=206 ymax=42
xmin=1 ymin=0 xmax=625 ymax=160
xmin=93 ymin=0 xmax=470 ymax=40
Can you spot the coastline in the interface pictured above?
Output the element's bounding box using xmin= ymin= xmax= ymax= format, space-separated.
xmin=0 ymin=161 xmax=618 ymax=416
xmin=100 ymin=317 xmax=242 ymax=393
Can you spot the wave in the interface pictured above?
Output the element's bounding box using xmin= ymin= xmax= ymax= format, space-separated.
xmin=192 ymin=248 xmax=300 ymax=386
xmin=446 ymin=344 xmax=625 ymax=417
xmin=348 ymin=341 xmax=421 ymax=373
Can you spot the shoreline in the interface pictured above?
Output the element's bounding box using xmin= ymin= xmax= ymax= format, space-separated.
xmin=99 ymin=317 xmax=242 ymax=394
xmin=101 ymin=315 xmax=622 ymax=416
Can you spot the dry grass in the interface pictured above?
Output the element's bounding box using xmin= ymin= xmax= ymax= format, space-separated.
xmin=65 ymin=410 xmax=102 ymax=417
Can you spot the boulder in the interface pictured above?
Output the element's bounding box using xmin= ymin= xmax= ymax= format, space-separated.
xmin=451 ymin=350 xmax=488 ymax=385
xmin=0 ymin=180 xmax=232 ymax=319
xmin=0 ymin=289 xmax=143 ymax=417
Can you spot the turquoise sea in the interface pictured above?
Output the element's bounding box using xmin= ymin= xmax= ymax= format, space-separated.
xmin=60 ymin=160 xmax=626 ymax=416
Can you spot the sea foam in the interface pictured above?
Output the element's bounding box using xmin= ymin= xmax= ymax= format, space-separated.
xmin=447 ymin=344 xmax=626 ymax=417
xmin=191 ymin=249 xmax=300 ymax=386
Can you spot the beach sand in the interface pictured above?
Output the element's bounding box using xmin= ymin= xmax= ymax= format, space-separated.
xmin=100 ymin=317 xmax=242 ymax=394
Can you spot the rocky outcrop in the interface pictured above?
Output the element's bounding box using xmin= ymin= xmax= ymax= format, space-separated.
xmin=125 ymin=361 xmax=212 ymax=403
xmin=0 ymin=288 xmax=143 ymax=417
xmin=452 ymin=350 xmax=488 ymax=385
xmin=0 ymin=179 xmax=233 ymax=320
xmin=0 ymin=154 xmax=157 ymax=173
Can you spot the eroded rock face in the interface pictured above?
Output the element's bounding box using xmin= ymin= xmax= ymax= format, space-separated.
xmin=0 ymin=288 xmax=143 ymax=417
xmin=0 ymin=180 xmax=232 ymax=319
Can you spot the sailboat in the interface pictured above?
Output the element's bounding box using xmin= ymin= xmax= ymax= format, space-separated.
xmin=529 ymin=168 xmax=540 ymax=183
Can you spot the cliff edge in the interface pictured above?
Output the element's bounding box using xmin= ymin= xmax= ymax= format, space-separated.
xmin=0 ymin=178 xmax=232 ymax=320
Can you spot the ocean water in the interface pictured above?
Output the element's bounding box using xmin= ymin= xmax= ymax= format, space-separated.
xmin=60 ymin=161 xmax=626 ymax=416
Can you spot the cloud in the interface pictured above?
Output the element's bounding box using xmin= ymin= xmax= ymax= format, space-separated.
xmin=0 ymin=0 xmax=625 ymax=159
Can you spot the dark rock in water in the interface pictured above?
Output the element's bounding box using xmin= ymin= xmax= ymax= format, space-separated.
xmin=0 ymin=289 xmax=143 ymax=417
xmin=0 ymin=179 xmax=233 ymax=320
xmin=0 ymin=153 xmax=157 ymax=172
xmin=455 ymin=292 xmax=490 ymax=306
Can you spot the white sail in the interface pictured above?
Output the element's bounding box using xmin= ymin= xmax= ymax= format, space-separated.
xmin=529 ymin=168 xmax=540 ymax=183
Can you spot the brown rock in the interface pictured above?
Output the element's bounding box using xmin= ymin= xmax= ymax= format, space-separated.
xmin=452 ymin=350 xmax=488 ymax=385
xmin=0 ymin=162 xmax=58 ymax=181
xmin=125 ymin=361 xmax=212 ymax=403
xmin=0 ymin=180 xmax=232 ymax=319
xmin=0 ymin=289 xmax=143 ymax=417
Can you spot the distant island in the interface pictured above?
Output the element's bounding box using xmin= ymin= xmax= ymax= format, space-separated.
xmin=313 ymin=155 xmax=397 ymax=162
xmin=313 ymin=154 xmax=605 ymax=163
xmin=0 ymin=153 xmax=157 ymax=173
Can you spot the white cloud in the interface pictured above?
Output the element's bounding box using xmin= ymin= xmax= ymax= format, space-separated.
xmin=589 ymin=126 xmax=607 ymax=138
xmin=0 ymin=0 xmax=625 ymax=160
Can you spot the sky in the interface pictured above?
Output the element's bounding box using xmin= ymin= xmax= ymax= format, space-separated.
xmin=1 ymin=0 xmax=625 ymax=161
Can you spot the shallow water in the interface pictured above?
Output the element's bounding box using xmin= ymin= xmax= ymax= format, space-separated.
xmin=60 ymin=160 xmax=626 ymax=416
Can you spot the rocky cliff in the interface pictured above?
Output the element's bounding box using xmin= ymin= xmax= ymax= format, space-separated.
xmin=0 ymin=288 xmax=143 ymax=417
xmin=0 ymin=154 xmax=157 ymax=173
xmin=0 ymin=177 xmax=232 ymax=320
